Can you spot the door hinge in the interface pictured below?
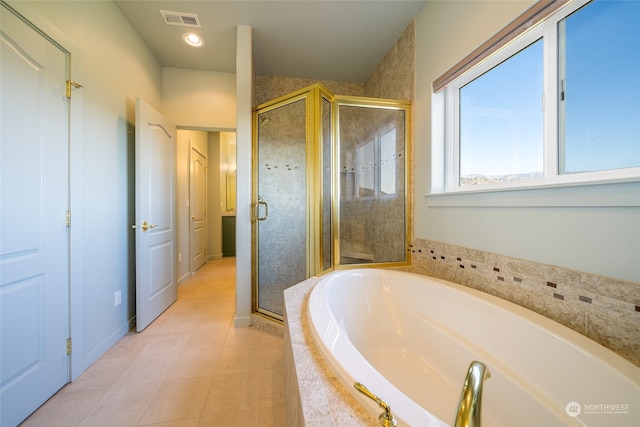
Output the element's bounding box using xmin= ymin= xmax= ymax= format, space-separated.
xmin=66 ymin=210 xmax=72 ymax=227
xmin=66 ymin=338 xmax=72 ymax=355
xmin=66 ymin=80 xmax=83 ymax=99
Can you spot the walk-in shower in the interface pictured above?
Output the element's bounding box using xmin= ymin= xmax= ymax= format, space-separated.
xmin=253 ymin=84 xmax=410 ymax=320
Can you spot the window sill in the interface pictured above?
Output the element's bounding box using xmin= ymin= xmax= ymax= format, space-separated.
xmin=425 ymin=179 xmax=640 ymax=207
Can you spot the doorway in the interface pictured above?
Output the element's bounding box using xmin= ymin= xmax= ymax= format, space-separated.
xmin=252 ymin=84 xmax=411 ymax=320
xmin=176 ymin=130 xmax=237 ymax=283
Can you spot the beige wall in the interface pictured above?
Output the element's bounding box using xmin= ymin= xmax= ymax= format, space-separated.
xmin=162 ymin=67 xmax=236 ymax=130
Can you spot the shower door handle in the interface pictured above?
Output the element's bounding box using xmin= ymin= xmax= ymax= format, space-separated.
xmin=256 ymin=196 xmax=269 ymax=221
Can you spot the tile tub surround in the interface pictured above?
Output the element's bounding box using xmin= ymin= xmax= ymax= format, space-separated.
xmin=410 ymin=238 xmax=640 ymax=367
xmin=284 ymin=277 xmax=374 ymax=426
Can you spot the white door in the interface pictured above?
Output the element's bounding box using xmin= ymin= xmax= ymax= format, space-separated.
xmin=0 ymin=4 xmax=70 ymax=426
xmin=134 ymin=98 xmax=177 ymax=331
xmin=190 ymin=147 xmax=206 ymax=272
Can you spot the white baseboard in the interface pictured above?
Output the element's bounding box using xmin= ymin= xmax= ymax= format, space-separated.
xmin=234 ymin=316 xmax=251 ymax=328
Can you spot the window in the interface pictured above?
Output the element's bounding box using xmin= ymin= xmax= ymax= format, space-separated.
xmin=459 ymin=39 xmax=544 ymax=186
xmin=440 ymin=0 xmax=640 ymax=192
xmin=356 ymin=140 xmax=375 ymax=197
xmin=379 ymin=128 xmax=397 ymax=195
xmin=559 ymin=0 xmax=640 ymax=174
xmin=355 ymin=126 xmax=398 ymax=197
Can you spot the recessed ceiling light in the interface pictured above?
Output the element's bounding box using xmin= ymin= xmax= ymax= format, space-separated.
xmin=182 ymin=32 xmax=204 ymax=47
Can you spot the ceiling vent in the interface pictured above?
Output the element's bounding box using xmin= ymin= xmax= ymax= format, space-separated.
xmin=159 ymin=10 xmax=201 ymax=28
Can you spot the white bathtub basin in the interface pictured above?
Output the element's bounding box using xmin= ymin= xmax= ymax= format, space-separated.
xmin=307 ymin=269 xmax=640 ymax=426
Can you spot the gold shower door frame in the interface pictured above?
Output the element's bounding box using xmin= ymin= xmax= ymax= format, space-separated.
xmin=333 ymin=95 xmax=412 ymax=269
xmin=252 ymin=84 xmax=411 ymax=321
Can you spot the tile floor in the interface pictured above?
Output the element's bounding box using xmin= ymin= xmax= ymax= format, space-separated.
xmin=21 ymin=258 xmax=286 ymax=427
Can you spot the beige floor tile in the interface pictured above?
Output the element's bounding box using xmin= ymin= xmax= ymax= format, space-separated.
xmin=165 ymin=345 xmax=222 ymax=380
xmin=154 ymin=315 xmax=204 ymax=335
xmin=141 ymin=420 xmax=200 ymax=427
xmin=78 ymin=382 xmax=161 ymax=427
xmin=184 ymin=327 xmax=229 ymax=348
xmin=197 ymin=410 xmax=259 ymax=427
xmin=139 ymin=376 xmax=213 ymax=425
xmin=258 ymin=404 xmax=286 ymax=426
xmin=112 ymin=350 xmax=179 ymax=387
xmin=138 ymin=332 xmax=192 ymax=357
xmin=101 ymin=332 xmax=157 ymax=360
xmin=258 ymin=368 xmax=285 ymax=408
xmin=199 ymin=311 xmax=234 ymax=329
xmin=201 ymin=371 xmax=260 ymax=416
xmin=215 ymin=345 xmax=263 ymax=375
xmin=60 ymin=356 xmax=133 ymax=393
xmin=224 ymin=326 xmax=271 ymax=347
xmin=140 ymin=315 xmax=175 ymax=335
xmin=20 ymin=389 xmax=105 ymax=427
xmin=203 ymin=296 xmax=236 ymax=313
xmin=260 ymin=342 xmax=284 ymax=370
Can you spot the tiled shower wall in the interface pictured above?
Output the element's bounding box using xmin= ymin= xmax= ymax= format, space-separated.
xmin=410 ymin=237 xmax=640 ymax=367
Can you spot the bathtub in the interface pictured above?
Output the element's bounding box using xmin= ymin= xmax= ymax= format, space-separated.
xmin=307 ymin=269 xmax=640 ymax=427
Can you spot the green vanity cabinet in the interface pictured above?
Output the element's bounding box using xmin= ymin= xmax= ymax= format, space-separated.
xmin=222 ymin=215 xmax=236 ymax=257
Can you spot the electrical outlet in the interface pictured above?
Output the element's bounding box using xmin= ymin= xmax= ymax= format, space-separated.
xmin=178 ymin=253 xmax=182 ymax=263
xmin=114 ymin=290 xmax=122 ymax=307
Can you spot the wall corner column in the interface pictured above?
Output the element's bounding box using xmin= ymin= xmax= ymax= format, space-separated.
xmin=234 ymin=25 xmax=254 ymax=327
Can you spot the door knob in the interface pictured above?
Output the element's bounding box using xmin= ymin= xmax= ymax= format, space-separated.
xmin=141 ymin=220 xmax=157 ymax=232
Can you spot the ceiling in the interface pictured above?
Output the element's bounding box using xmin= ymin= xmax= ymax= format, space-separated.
xmin=114 ymin=0 xmax=428 ymax=83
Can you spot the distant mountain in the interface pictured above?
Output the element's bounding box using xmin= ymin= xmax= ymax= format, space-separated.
xmin=460 ymin=171 xmax=543 ymax=186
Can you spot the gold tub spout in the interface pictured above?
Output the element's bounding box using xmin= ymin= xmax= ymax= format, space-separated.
xmin=452 ymin=361 xmax=491 ymax=427
xmin=354 ymin=382 xmax=397 ymax=427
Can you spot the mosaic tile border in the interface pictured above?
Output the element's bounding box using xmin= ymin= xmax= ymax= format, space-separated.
xmin=409 ymin=238 xmax=640 ymax=367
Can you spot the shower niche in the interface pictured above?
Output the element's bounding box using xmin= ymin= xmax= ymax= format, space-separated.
xmin=253 ymin=84 xmax=410 ymax=320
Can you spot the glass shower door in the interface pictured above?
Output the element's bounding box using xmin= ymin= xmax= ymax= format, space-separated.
xmin=337 ymin=99 xmax=409 ymax=265
xmin=255 ymin=97 xmax=308 ymax=319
